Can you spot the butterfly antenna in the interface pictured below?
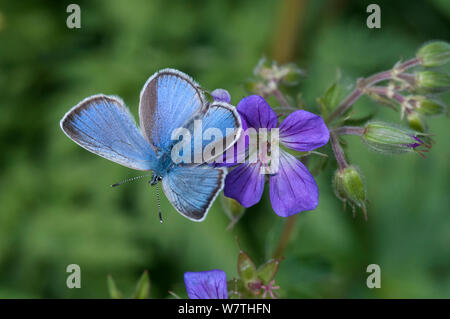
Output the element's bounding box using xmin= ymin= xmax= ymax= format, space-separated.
xmin=111 ymin=174 xmax=151 ymax=187
xmin=156 ymin=182 xmax=163 ymax=224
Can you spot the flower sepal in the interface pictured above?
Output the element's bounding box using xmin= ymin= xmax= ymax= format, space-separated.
xmin=237 ymin=250 xmax=257 ymax=284
xmin=256 ymin=258 xmax=280 ymax=285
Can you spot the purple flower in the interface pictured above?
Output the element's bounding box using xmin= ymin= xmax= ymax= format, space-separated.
xmin=224 ymin=95 xmax=329 ymax=217
xmin=184 ymin=269 xmax=228 ymax=299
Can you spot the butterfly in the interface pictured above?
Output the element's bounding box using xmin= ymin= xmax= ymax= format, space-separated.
xmin=60 ymin=69 xmax=242 ymax=222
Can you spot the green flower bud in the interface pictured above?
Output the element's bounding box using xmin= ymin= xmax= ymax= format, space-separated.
xmin=256 ymin=259 xmax=279 ymax=285
xmin=237 ymin=250 xmax=257 ymax=283
xmin=411 ymin=96 xmax=447 ymax=116
xmin=333 ymin=166 xmax=366 ymax=212
xmin=407 ymin=112 xmax=427 ymax=133
xmin=415 ymin=71 xmax=450 ymax=93
xmin=417 ymin=41 xmax=450 ymax=67
xmin=362 ymin=121 xmax=428 ymax=154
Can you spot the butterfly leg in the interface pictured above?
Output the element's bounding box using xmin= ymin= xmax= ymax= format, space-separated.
xmin=149 ymin=174 xmax=163 ymax=223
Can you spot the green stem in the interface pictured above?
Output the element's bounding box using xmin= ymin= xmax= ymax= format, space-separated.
xmin=273 ymin=214 xmax=298 ymax=259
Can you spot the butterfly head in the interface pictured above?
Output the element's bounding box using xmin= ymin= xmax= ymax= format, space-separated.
xmin=150 ymin=174 xmax=162 ymax=186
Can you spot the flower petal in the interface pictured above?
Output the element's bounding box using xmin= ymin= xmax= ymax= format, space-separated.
xmin=237 ymin=95 xmax=278 ymax=129
xmin=184 ymin=269 xmax=228 ymax=299
xmin=279 ymin=110 xmax=329 ymax=151
xmin=211 ymin=89 xmax=231 ymax=103
xmin=269 ymin=151 xmax=319 ymax=217
xmin=224 ymin=162 xmax=264 ymax=207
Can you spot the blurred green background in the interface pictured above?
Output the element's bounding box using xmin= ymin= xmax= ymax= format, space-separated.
xmin=0 ymin=0 xmax=449 ymax=298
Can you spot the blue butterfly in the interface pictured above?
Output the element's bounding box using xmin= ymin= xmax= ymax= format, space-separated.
xmin=60 ymin=69 xmax=242 ymax=222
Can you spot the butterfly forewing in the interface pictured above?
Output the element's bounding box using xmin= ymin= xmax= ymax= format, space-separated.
xmin=139 ymin=69 xmax=206 ymax=151
xmin=60 ymin=94 xmax=156 ymax=171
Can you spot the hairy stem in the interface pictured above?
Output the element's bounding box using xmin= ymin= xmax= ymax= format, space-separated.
xmin=330 ymin=132 xmax=348 ymax=170
xmin=333 ymin=126 xmax=365 ymax=136
xmin=325 ymin=58 xmax=420 ymax=124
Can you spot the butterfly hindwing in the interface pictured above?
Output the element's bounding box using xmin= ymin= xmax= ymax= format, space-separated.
xmin=162 ymin=165 xmax=226 ymax=221
xmin=192 ymin=101 xmax=242 ymax=163
xmin=60 ymin=94 xmax=156 ymax=171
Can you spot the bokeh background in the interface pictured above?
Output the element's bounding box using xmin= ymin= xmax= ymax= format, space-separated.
xmin=0 ymin=0 xmax=449 ymax=298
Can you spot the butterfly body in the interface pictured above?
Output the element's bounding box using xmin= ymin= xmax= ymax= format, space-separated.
xmin=61 ymin=69 xmax=241 ymax=221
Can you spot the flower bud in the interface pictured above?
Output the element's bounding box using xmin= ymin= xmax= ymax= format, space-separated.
xmin=406 ymin=112 xmax=427 ymax=133
xmin=410 ymin=96 xmax=447 ymax=116
xmin=417 ymin=41 xmax=450 ymax=67
xmin=414 ymin=71 xmax=450 ymax=93
xmin=362 ymin=121 xmax=428 ymax=154
xmin=237 ymin=250 xmax=257 ymax=283
xmin=256 ymin=259 xmax=279 ymax=285
xmin=211 ymin=88 xmax=231 ymax=103
xmin=333 ymin=166 xmax=366 ymax=212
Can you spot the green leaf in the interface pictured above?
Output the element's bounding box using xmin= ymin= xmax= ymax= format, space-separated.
xmin=317 ymin=75 xmax=343 ymax=116
xmin=107 ymin=275 xmax=123 ymax=299
xmin=133 ymin=271 xmax=150 ymax=299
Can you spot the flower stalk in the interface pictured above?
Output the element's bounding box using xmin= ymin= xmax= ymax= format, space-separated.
xmin=330 ymin=132 xmax=348 ymax=170
xmin=325 ymin=58 xmax=421 ymax=123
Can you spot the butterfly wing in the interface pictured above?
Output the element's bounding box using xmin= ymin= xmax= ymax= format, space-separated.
xmin=192 ymin=101 xmax=242 ymax=163
xmin=162 ymin=165 xmax=226 ymax=221
xmin=139 ymin=68 xmax=205 ymax=151
xmin=140 ymin=68 xmax=241 ymax=162
xmin=60 ymin=94 xmax=156 ymax=171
